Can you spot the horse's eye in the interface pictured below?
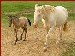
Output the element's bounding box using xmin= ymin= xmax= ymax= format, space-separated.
xmin=38 ymin=14 xmax=41 ymax=17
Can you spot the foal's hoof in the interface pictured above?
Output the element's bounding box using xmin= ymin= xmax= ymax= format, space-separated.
xmin=17 ymin=39 xmax=20 ymax=41
xmin=43 ymin=47 xmax=47 ymax=52
xmin=20 ymin=38 xmax=22 ymax=40
xmin=14 ymin=42 xmax=16 ymax=45
xmin=16 ymin=38 xmax=19 ymax=41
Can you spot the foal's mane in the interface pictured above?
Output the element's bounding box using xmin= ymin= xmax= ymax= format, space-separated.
xmin=8 ymin=15 xmax=19 ymax=21
xmin=8 ymin=15 xmax=20 ymax=26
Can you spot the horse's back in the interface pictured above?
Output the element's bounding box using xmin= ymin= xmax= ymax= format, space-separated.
xmin=54 ymin=6 xmax=68 ymax=26
xmin=55 ymin=6 xmax=68 ymax=18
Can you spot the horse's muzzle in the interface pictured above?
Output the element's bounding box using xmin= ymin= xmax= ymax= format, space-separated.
xmin=33 ymin=23 xmax=38 ymax=28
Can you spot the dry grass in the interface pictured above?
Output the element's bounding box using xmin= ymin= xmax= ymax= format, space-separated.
xmin=1 ymin=21 xmax=75 ymax=56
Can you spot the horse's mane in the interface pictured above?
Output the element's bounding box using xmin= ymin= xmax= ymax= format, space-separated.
xmin=42 ymin=5 xmax=55 ymax=14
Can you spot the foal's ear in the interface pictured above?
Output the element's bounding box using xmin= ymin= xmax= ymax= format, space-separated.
xmin=7 ymin=15 xmax=12 ymax=18
xmin=7 ymin=15 xmax=11 ymax=19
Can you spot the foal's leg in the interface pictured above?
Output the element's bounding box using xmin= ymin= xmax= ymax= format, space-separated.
xmin=23 ymin=28 xmax=27 ymax=41
xmin=44 ymin=27 xmax=55 ymax=51
xmin=14 ymin=29 xmax=18 ymax=45
xmin=20 ymin=28 xmax=24 ymax=40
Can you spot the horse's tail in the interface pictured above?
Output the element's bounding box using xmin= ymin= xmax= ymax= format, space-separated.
xmin=63 ymin=21 xmax=68 ymax=31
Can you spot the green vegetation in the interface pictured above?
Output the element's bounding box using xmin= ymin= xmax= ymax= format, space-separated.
xmin=2 ymin=2 xmax=75 ymax=12
xmin=62 ymin=42 xmax=75 ymax=56
xmin=1 ymin=2 xmax=75 ymax=28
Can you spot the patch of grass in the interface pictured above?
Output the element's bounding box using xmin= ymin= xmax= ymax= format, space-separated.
xmin=62 ymin=42 xmax=75 ymax=56
xmin=2 ymin=2 xmax=35 ymax=12
xmin=2 ymin=14 xmax=9 ymax=28
xmin=69 ymin=12 xmax=75 ymax=20
xmin=1 ymin=2 xmax=75 ymax=28
xmin=2 ymin=2 xmax=75 ymax=12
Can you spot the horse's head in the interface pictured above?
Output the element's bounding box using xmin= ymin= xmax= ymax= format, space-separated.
xmin=33 ymin=4 xmax=55 ymax=28
xmin=27 ymin=19 xmax=31 ymax=26
xmin=8 ymin=15 xmax=13 ymax=27
xmin=33 ymin=4 xmax=43 ymax=28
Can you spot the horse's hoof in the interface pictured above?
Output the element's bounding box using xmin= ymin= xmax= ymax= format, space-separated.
xmin=23 ymin=39 xmax=26 ymax=41
xmin=43 ymin=47 xmax=47 ymax=52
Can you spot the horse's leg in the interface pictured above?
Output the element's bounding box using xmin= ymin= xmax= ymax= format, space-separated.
xmin=14 ymin=29 xmax=18 ymax=45
xmin=42 ymin=19 xmax=49 ymax=33
xmin=56 ymin=26 xmax=63 ymax=44
xmin=46 ymin=26 xmax=49 ymax=34
xmin=44 ymin=27 xmax=55 ymax=52
xmin=44 ymin=26 xmax=49 ymax=49
xmin=20 ymin=28 xmax=24 ymax=40
xmin=59 ymin=26 xmax=63 ymax=41
xmin=23 ymin=28 xmax=27 ymax=41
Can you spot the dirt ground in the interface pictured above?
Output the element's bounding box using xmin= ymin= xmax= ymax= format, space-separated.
xmin=1 ymin=21 xmax=75 ymax=56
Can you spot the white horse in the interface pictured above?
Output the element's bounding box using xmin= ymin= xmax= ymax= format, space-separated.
xmin=33 ymin=4 xmax=68 ymax=51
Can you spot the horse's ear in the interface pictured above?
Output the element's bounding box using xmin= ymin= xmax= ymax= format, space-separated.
xmin=51 ymin=6 xmax=55 ymax=9
xmin=42 ymin=5 xmax=45 ymax=10
xmin=42 ymin=5 xmax=45 ymax=8
xmin=35 ymin=4 xmax=38 ymax=9
xmin=42 ymin=5 xmax=46 ymax=12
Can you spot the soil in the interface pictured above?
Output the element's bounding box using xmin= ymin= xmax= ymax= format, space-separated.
xmin=1 ymin=21 xmax=75 ymax=56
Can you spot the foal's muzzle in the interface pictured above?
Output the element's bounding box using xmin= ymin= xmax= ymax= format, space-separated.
xmin=9 ymin=26 xmax=11 ymax=27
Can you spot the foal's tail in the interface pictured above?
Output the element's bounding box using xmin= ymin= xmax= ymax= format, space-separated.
xmin=63 ymin=21 xmax=68 ymax=31
xmin=27 ymin=19 xmax=31 ymax=26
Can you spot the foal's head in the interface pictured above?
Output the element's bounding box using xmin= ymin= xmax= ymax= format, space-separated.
xmin=27 ymin=19 xmax=31 ymax=26
xmin=8 ymin=15 xmax=18 ymax=27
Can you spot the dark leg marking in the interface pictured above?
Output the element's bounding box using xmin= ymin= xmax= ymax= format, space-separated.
xmin=23 ymin=28 xmax=27 ymax=41
xmin=14 ymin=29 xmax=18 ymax=45
xmin=20 ymin=29 xmax=24 ymax=40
